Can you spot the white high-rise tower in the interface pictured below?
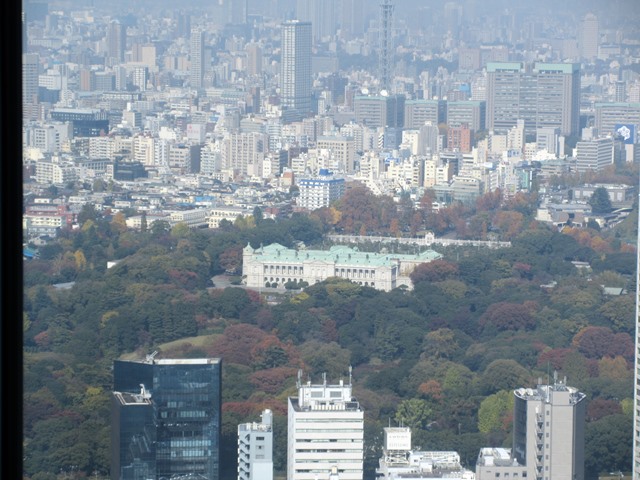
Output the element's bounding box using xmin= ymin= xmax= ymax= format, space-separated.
xmin=580 ymin=13 xmax=599 ymax=62
xmin=287 ymin=369 xmax=363 ymax=480
xmin=190 ymin=28 xmax=205 ymax=90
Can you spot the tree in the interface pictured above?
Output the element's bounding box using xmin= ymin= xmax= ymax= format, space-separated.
xmin=584 ymin=414 xmax=632 ymax=479
xmin=409 ymin=259 xmax=459 ymax=284
xmin=481 ymin=359 xmax=531 ymax=395
xmin=77 ymin=203 xmax=100 ymax=226
xmin=395 ymin=398 xmax=433 ymax=430
xmin=219 ymin=246 xmax=243 ymax=274
xmin=588 ymin=187 xmax=612 ymax=214
xmin=572 ymin=326 xmax=615 ymax=359
xmin=150 ymin=220 xmax=171 ymax=237
xmin=479 ymin=302 xmax=536 ymax=332
xmin=477 ymin=390 xmax=514 ymax=434
xmin=253 ymin=206 xmax=264 ymax=226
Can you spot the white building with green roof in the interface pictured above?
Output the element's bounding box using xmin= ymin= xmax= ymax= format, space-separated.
xmin=242 ymin=243 xmax=442 ymax=291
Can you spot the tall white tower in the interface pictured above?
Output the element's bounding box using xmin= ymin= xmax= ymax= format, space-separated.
xmin=580 ymin=13 xmax=599 ymax=62
xmin=190 ymin=28 xmax=205 ymax=89
xmin=280 ymin=20 xmax=312 ymax=122
xmin=287 ymin=369 xmax=364 ymax=480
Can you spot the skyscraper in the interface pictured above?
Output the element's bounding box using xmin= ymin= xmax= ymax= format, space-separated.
xmin=107 ymin=20 xmax=126 ymax=65
xmin=287 ymin=369 xmax=364 ymax=480
xmin=580 ymin=13 xmax=599 ymax=62
xmin=238 ymin=409 xmax=274 ymax=480
xmin=190 ymin=28 xmax=205 ymax=90
xmin=476 ymin=378 xmax=586 ymax=480
xmin=22 ymin=53 xmax=39 ymax=105
xmin=378 ymin=0 xmax=394 ymax=92
xmin=111 ymin=357 xmax=222 ymax=480
xmin=280 ymin=20 xmax=312 ymax=122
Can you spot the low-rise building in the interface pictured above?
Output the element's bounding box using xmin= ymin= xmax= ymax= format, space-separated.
xmin=377 ymin=427 xmax=475 ymax=480
xmin=242 ymin=243 xmax=442 ymax=291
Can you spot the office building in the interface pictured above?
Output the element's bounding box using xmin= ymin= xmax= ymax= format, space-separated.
xmin=354 ymin=94 xmax=405 ymax=129
xmin=575 ymin=136 xmax=614 ymax=173
xmin=486 ymin=62 xmax=580 ymax=137
xmin=190 ymin=28 xmax=205 ymax=90
xmin=594 ymin=103 xmax=640 ymax=136
xmin=476 ymin=379 xmax=586 ymax=480
xmin=404 ymin=100 xmax=445 ymax=129
xmin=281 ymin=20 xmax=312 ymax=122
xmin=446 ymin=100 xmax=485 ymax=131
xmin=111 ymin=357 xmax=222 ymax=480
xmin=50 ymin=108 xmax=109 ymax=137
xmin=238 ymin=409 xmax=274 ymax=480
xmin=287 ymin=370 xmax=364 ymax=480
xmin=376 ymin=427 xmax=474 ymax=479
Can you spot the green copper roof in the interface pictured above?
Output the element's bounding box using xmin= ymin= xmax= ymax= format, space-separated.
xmin=247 ymin=243 xmax=441 ymax=267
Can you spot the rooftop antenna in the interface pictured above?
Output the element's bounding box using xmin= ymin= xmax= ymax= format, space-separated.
xmin=146 ymin=351 xmax=158 ymax=364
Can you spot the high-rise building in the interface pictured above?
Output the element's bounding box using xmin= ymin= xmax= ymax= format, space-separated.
xmin=23 ymin=53 xmax=39 ymax=105
xmin=486 ymin=62 xmax=580 ymax=137
xmin=404 ymin=99 xmax=445 ymax=129
xmin=246 ymin=42 xmax=263 ymax=77
xmin=280 ymin=20 xmax=312 ymax=122
xmin=594 ymin=102 xmax=640 ymax=137
xmin=238 ymin=409 xmax=274 ymax=480
xmin=340 ymin=0 xmax=365 ymax=40
xmin=296 ymin=0 xmax=338 ymax=42
xmin=580 ymin=13 xmax=599 ymax=62
xmin=287 ymin=370 xmax=364 ymax=480
xmin=107 ymin=20 xmax=126 ymax=64
xmin=190 ymin=28 xmax=205 ymax=90
xmin=476 ymin=379 xmax=586 ymax=480
xmin=378 ymin=0 xmax=394 ymax=91
xmin=111 ymin=357 xmax=222 ymax=480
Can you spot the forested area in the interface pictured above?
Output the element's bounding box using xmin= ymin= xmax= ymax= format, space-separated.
xmin=23 ymin=182 xmax=638 ymax=480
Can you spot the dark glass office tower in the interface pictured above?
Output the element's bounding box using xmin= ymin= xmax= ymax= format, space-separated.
xmin=111 ymin=358 xmax=222 ymax=480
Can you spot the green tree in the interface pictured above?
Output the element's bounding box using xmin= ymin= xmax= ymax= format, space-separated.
xmin=253 ymin=206 xmax=264 ymax=226
xmin=589 ymin=187 xmax=612 ymax=214
xmin=395 ymin=398 xmax=433 ymax=430
xmin=584 ymin=414 xmax=632 ymax=480
xmin=478 ymin=390 xmax=514 ymax=434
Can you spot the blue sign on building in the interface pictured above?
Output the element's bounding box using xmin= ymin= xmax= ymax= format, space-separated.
xmin=615 ymin=124 xmax=637 ymax=145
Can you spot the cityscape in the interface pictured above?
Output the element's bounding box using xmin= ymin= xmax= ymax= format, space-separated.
xmin=19 ymin=0 xmax=640 ymax=479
